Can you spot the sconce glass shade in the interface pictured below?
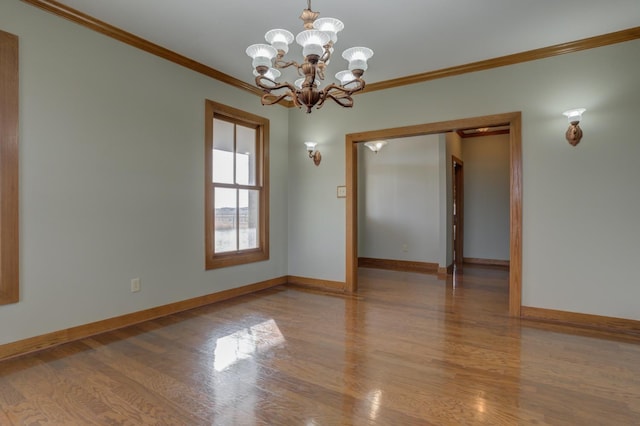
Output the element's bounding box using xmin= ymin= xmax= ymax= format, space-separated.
xmin=563 ymin=108 xmax=586 ymax=123
xmin=304 ymin=141 xmax=321 ymax=166
xmin=563 ymin=108 xmax=586 ymax=146
xmin=364 ymin=140 xmax=387 ymax=153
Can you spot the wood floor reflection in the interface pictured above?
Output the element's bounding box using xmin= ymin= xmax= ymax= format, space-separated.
xmin=1 ymin=266 xmax=639 ymax=424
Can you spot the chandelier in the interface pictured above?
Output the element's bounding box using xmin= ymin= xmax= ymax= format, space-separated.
xmin=246 ymin=0 xmax=373 ymax=113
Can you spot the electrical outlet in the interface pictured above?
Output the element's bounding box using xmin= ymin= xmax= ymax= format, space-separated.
xmin=402 ymin=244 xmax=409 ymax=252
xmin=131 ymin=278 xmax=141 ymax=293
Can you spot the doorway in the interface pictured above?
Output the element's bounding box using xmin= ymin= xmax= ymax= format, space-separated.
xmin=345 ymin=112 xmax=522 ymax=317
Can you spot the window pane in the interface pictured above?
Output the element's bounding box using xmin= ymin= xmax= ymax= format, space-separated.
xmin=215 ymin=187 xmax=237 ymax=253
xmin=239 ymin=189 xmax=260 ymax=250
xmin=213 ymin=149 xmax=234 ymax=184
xmin=235 ymin=152 xmax=250 ymax=185
xmin=236 ymin=125 xmax=257 ymax=185
xmin=213 ymin=119 xmax=234 ymax=184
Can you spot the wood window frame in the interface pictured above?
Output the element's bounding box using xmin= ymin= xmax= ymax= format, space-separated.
xmin=0 ymin=30 xmax=20 ymax=304
xmin=205 ymin=100 xmax=269 ymax=269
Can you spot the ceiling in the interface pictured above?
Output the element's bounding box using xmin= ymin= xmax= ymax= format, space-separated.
xmin=49 ymin=0 xmax=639 ymax=89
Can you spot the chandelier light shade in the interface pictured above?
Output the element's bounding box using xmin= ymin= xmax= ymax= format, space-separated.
xmin=265 ymin=30 xmax=294 ymax=54
xmin=335 ymin=70 xmax=357 ymax=88
xmin=246 ymin=0 xmax=373 ymax=113
xmin=342 ymin=47 xmax=373 ymax=72
xmin=314 ymin=17 xmax=344 ymax=43
xmin=246 ymin=44 xmax=278 ymax=69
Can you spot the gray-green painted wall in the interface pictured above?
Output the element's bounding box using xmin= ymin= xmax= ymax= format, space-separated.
xmin=463 ymin=134 xmax=510 ymax=261
xmin=358 ymin=135 xmax=441 ymax=264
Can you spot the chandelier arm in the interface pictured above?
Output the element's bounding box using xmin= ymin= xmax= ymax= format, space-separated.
xmin=319 ymin=86 xmax=354 ymax=109
xmin=261 ymin=91 xmax=296 ymax=106
xmin=290 ymin=92 xmax=303 ymax=109
xmin=318 ymin=78 xmax=367 ymax=109
xmin=342 ymin=77 xmax=366 ymax=92
xmin=255 ymin=75 xmax=298 ymax=93
xmin=319 ymin=43 xmax=333 ymax=64
xmin=255 ymin=76 xmax=305 ymax=108
xmin=274 ymin=59 xmax=300 ymax=70
xmin=316 ymin=63 xmax=326 ymax=81
xmin=326 ymin=79 xmax=366 ymax=97
xmin=325 ymin=93 xmax=354 ymax=108
xmin=314 ymin=89 xmax=330 ymax=109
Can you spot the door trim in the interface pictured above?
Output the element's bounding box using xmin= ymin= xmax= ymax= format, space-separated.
xmin=345 ymin=112 xmax=522 ymax=317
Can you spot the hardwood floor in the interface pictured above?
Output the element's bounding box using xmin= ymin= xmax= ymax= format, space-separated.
xmin=1 ymin=266 xmax=639 ymax=425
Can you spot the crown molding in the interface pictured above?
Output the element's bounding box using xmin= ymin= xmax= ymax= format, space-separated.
xmin=21 ymin=1 xmax=640 ymax=102
xmin=365 ymin=26 xmax=640 ymax=93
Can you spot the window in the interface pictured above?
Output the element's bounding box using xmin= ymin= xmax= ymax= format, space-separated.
xmin=205 ymin=101 xmax=269 ymax=269
xmin=0 ymin=30 xmax=19 ymax=304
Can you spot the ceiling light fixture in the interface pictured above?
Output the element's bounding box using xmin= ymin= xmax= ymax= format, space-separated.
xmin=246 ymin=0 xmax=373 ymax=113
xmin=364 ymin=141 xmax=387 ymax=153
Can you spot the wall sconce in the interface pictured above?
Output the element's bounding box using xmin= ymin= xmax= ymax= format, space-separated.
xmin=364 ymin=140 xmax=387 ymax=153
xmin=304 ymin=141 xmax=321 ymax=166
xmin=562 ymin=108 xmax=586 ymax=146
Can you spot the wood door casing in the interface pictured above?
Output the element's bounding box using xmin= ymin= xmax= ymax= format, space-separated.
xmin=345 ymin=112 xmax=522 ymax=317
